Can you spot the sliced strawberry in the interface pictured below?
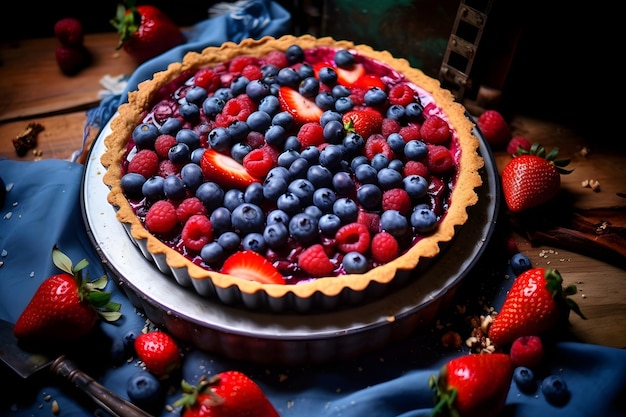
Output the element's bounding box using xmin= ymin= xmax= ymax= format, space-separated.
xmin=278 ymin=86 xmax=323 ymax=124
xmin=200 ymin=148 xmax=259 ymax=189
xmin=221 ymin=250 xmax=285 ymax=284
xmin=352 ymin=73 xmax=386 ymax=91
xmin=336 ymin=63 xmax=365 ymax=86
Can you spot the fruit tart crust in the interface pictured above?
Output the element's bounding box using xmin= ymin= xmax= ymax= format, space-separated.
xmin=101 ymin=34 xmax=484 ymax=301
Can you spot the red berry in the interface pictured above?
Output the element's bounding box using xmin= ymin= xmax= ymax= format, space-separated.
xmin=297 ymin=244 xmax=335 ymax=277
xmin=54 ymin=17 xmax=84 ymax=46
xmin=181 ymin=214 xmax=213 ymax=251
xmin=510 ymin=335 xmax=544 ymax=368
xmin=381 ymin=188 xmax=412 ymax=214
xmin=426 ymin=144 xmax=454 ymax=173
xmin=134 ymin=331 xmax=181 ymax=378
xmin=403 ymin=160 xmax=429 ymax=177
xmin=193 ymin=68 xmax=221 ymax=92
xmin=371 ymin=232 xmax=399 ymax=263
xmin=507 ymin=135 xmax=532 ymax=156
xmin=398 ymin=123 xmax=421 ymax=142
xmin=145 ymin=200 xmax=178 ymax=234
xmin=154 ymin=134 xmax=177 ymax=158
xmin=420 ymin=115 xmax=450 ymax=144
xmin=128 ymin=149 xmax=159 ymax=178
xmin=228 ymin=55 xmax=260 ymax=74
xmin=477 ymin=109 xmax=511 ymax=147
xmin=381 ymin=118 xmax=401 ymax=137
xmin=241 ymin=64 xmax=263 ymax=81
xmin=158 ymin=159 xmax=183 ymax=178
xmin=215 ymin=95 xmax=255 ymax=128
xmin=243 ymin=146 xmax=275 ymax=178
xmin=176 ymin=197 xmax=207 ymax=223
xmin=55 ymin=45 xmax=90 ymax=75
xmin=264 ymin=50 xmax=289 ymax=68
xmin=335 ymin=222 xmax=371 ymax=253
xmin=356 ymin=210 xmax=381 ymax=235
xmin=388 ymin=83 xmax=415 ymax=106
xmin=297 ymin=122 xmax=325 ymax=148
xmin=363 ymin=134 xmax=393 ymax=160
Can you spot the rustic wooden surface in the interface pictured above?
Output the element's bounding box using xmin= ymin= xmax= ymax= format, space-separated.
xmin=1 ymin=33 xmax=624 ymax=349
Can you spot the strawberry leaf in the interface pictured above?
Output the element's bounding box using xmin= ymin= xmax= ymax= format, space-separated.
xmin=52 ymin=247 xmax=74 ymax=274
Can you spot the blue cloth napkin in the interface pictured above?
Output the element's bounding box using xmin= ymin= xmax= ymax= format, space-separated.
xmin=1 ymin=158 xmax=625 ymax=417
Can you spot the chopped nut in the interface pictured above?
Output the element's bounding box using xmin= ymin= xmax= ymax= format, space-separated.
xmin=12 ymin=122 xmax=44 ymax=157
xmin=51 ymin=400 xmax=60 ymax=415
xmin=441 ymin=330 xmax=462 ymax=349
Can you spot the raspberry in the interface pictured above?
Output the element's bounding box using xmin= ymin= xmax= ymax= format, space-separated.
xmin=371 ymin=232 xmax=399 ymax=263
xmin=403 ymin=160 xmax=429 ymax=177
xmin=357 ymin=210 xmax=381 ymax=235
xmin=381 ymin=117 xmax=401 ymax=137
xmin=297 ymin=244 xmax=335 ymax=276
xmin=363 ymin=135 xmax=393 ymax=160
xmin=426 ymin=144 xmax=454 ymax=173
xmin=228 ymin=55 xmax=259 ymax=74
xmin=510 ymin=335 xmax=544 ymax=368
xmin=388 ymin=83 xmax=415 ymax=106
xmin=128 ymin=149 xmax=159 ymax=178
xmin=54 ymin=17 xmax=84 ymax=46
xmin=476 ymin=109 xmax=511 ymax=147
xmin=243 ymin=131 xmax=265 ymax=149
xmin=381 ymin=188 xmax=412 ymax=214
xmin=193 ymin=68 xmax=221 ymax=92
xmin=243 ymin=146 xmax=275 ymax=178
xmin=55 ymin=45 xmax=90 ymax=75
xmin=145 ymin=200 xmax=179 ymax=234
xmin=158 ymin=159 xmax=183 ymax=178
xmin=241 ymin=64 xmax=263 ymax=81
xmin=297 ymin=122 xmax=325 ymax=148
xmin=335 ymin=222 xmax=371 ymax=253
xmin=506 ymin=135 xmax=532 ymax=156
xmin=398 ymin=123 xmax=421 ymax=142
xmin=214 ymin=95 xmax=255 ymax=128
xmin=154 ymin=134 xmax=177 ymax=158
xmin=263 ymin=50 xmax=288 ymax=68
xmin=176 ymin=197 xmax=207 ymax=223
xmin=181 ymin=214 xmax=213 ymax=251
xmin=420 ymin=115 xmax=450 ymax=144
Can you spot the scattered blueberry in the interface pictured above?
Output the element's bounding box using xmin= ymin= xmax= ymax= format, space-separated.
xmin=126 ymin=370 xmax=163 ymax=409
xmin=541 ymin=375 xmax=570 ymax=406
xmin=510 ymin=252 xmax=532 ymax=275
xmin=513 ymin=366 xmax=537 ymax=393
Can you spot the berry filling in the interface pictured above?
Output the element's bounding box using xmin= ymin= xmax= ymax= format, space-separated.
xmin=117 ymin=44 xmax=462 ymax=284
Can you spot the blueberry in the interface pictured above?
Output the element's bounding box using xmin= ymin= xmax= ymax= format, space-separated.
xmin=541 ymin=375 xmax=570 ymax=406
xmin=287 ymin=178 xmax=315 ymax=205
xmin=263 ymin=222 xmax=289 ymax=248
xmin=179 ymin=102 xmax=200 ymax=121
xmin=208 ymin=127 xmax=233 ymax=152
xmin=403 ymin=174 xmax=428 ymax=199
xmin=331 ymin=84 xmax=351 ymax=98
xmin=405 ymin=101 xmax=424 ymax=120
xmin=223 ymin=189 xmax=245 ymax=212
xmin=317 ymin=67 xmax=338 ymax=85
xmin=247 ymin=110 xmax=272 ymax=132
xmin=285 ymin=44 xmax=305 ymax=64
xmin=334 ymin=49 xmax=355 ymax=67
xmin=132 ymin=123 xmax=159 ymax=149
xmin=181 ymin=163 xmax=204 ymax=191
xmin=315 ymin=91 xmax=336 ymax=111
xmin=510 ymin=252 xmax=532 ymax=276
xmin=357 ymin=183 xmax=382 ymax=210
xmin=277 ymin=192 xmax=302 ymax=214
xmin=203 ymin=96 xmax=226 ymax=117
xmin=371 ymin=153 xmax=389 ymax=171
xmin=163 ymin=175 xmax=186 ymax=201
xmin=209 ymin=207 xmax=232 ymax=235
xmin=184 ymin=85 xmax=208 ymax=105
xmin=190 ymin=147 xmax=206 ymax=164
xmin=108 ymin=336 xmax=127 ymax=366
xmin=259 ymin=95 xmax=281 ymax=117
xmin=271 ymin=110 xmax=294 ymax=129
xmin=231 ymin=142 xmax=252 ymax=163
xmin=217 ymin=231 xmax=241 ymax=252
xmin=200 ymin=241 xmax=226 ymax=264
xmin=196 ymin=182 xmax=224 ymax=211
xmin=341 ymin=132 xmax=366 ymax=158
xmin=354 ymin=163 xmax=378 ymax=184
xmin=319 ymin=213 xmax=342 ymax=235
xmin=350 ymin=155 xmax=369 ymax=172
xmin=313 ymin=187 xmax=337 ymax=213
xmin=304 ymin=205 xmax=323 ymax=219
xmin=297 ymin=63 xmax=315 ymax=79
xmin=288 ymin=212 xmax=319 ymax=243
xmin=242 ymin=232 xmax=266 ymax=253
xmin=159 ymin=117 xmax=183 ymax=135
xmin=263 ymin=176 xmax=288 ymax=201
xmin=266 ymin=209 xmax=290 ymax=225
xmin=307 ymin=164 xmax=333 ymax=188
xmin=364 ymin=87 xmax=387 ymax=107
xmin=334 ymin=96 xmax=354 ymax=113
xmin=245 ymin=79 xmax=271 ymax=102
xmin=377 ymin=167 xmax=403 ymax=190
xmin=513 ymin=366 xmax=537 ymax=394
xmin=387 ymin=133 xmax=406 ymax=156
xmin=299 ymin=146 xmax=320 ymax=164
xmin=278 ymin=150 xmax=300 ymax=168
xmin=276 ymin=67 xmax=301 ymax=88
xmin=283 ymin=135 xmax=301 ymax=152
xmin=319 ymin=144 xmax=344 ymax=169
xmin=386 ymin=104 xmax=406 ymax=121
xmin=388 ymin=159 xmax=404 ymax=173
xmin=120 ymin=173 xmax=146 ymax=198
xmin=332 ymin=171 xmax=355 ymax=195
xmin=225 ymin=120 xmax=250 ymax=142
xmin=323 ymin=119 xmax=345 ymax=144
xmin=343 ymin=252 xmax=368 ymax=274
xmin=214 ymin=87 xmax=232 ymax=102
xmin=320 ymin=110 xmax=343 ymax=126
xmin=265 ymin=124 xmax=287 ymax=147
xmin=230 ymin=75 xmax=250 ymax=96
xmin=333 ymin=197 xmax=358 ymax=223
xmin=299 ymin=76 xmax=320 ymax=98
xmin=261 ymin=63 xmax=279 ymax=78
xmin=411 ymin=206 xmax=438 ymax=233
xmin=142 ymin=176 xmax=165 ymax=200
xmin=244 ymin=182 xmax=265 ymax=205
xmin=126 ymin=371 xmax=163 ymax=409
xmin=231 ymin=203 xmax=265 ymax=234
xmin=381 ymin=209 xmax=409 ymax=236
xmin=168 ymin=142 xmax=190 ymax=164
xmin=404 ymin=140 xmax=428 ymax=160
xmin=267 ymin=166 xmax=292 ymax=183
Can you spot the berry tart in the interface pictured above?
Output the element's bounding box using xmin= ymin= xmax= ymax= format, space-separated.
xmin=101 ymin=35 xmax=484 ymax=312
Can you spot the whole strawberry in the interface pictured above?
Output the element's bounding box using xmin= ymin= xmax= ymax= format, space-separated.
xmin=488 ymin=268 xmax=586 ymax=348
xmin=134 ymin=330 xmax=181 ymax=379
xmin=501 ymin=143 xmax=572 ymax=213
xmin=476 ymin=109 xmax=511 ymax=147
xmin=173 ymin=371 xmax=279 ymax=417
xmin=110 ymin=0 xmax=185 ymax=63
xmin=429 ymin=353 xmax=513 ymax=417
xmin=14 ymin=247 xmax=121 ymax=341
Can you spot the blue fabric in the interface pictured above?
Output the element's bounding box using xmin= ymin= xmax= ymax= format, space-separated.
xmin=1 ymin=158 xmax=625 ymax=417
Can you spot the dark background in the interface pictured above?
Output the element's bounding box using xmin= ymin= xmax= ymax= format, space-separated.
xmin=2 ymin=1 xmax=618 ymax=140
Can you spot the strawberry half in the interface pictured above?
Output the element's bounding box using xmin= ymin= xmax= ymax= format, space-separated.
xmin=220 ymin=251 xmax=285 ymax=284
xmin=200 ymin=148 xmax=260 ymax=189
xmin=278 ymin=86 xmax=323 ymax=124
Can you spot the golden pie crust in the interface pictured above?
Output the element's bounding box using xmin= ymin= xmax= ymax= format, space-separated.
xmin=101 ymin=35 xmax=484 ymax=305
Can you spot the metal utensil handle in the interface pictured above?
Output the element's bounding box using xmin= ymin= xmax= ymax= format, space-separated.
xmin=50 ymin=355 xmax=155 ymax=417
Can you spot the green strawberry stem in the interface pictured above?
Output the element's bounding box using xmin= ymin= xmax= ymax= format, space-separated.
xmin=516 ymin=142 xmax=573 ymax=175
xmin=546 ymin=268 xmax=587 ymax=320
xmin=173 ymin=376 xmax=225 ymax=409
xmin=52 ymin=247 xmax=122 ymax=322
xmin=110 ymin=0 xmax=141 ymax=47
xmin=428 ymin=373 xmax=460 ymax=417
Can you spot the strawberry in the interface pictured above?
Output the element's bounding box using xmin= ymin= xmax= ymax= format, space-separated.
xmin=110 ymin=0 xmax=185 ymax=63
xmin=14 ymin=248 xmax=121 ymax=341
xmin=342 ymin=108 xmax=383 ymax=140
xmin=277 ymin=86 xmax=323 ymax=124
xmin=220 ymin=251 xmax=285 ymax=285
xmin=476 ymin=109 xmax=511 ymax=147
xmin=54 ymin=17 xmax=84 ymax=47
xmin=429 ymin=353 xmax=514 ymax=417
xmin=173 ymin=371 xmax=279 ymax=417
xmin=335 ymin=63 xmax=365 ymax=86
xmin=134 ymin=330 xmax=181 ymax=378
xmin=200 ymin=148 xmax=260 ymax=189
xmin=501 ymin=143 xmax=572 ymax=212
xmin=488 ymin=268 xmax=586 ymax=348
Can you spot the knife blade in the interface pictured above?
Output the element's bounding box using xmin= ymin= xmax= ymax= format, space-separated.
xmin=0 ymin=318 xmax=154 ymax=417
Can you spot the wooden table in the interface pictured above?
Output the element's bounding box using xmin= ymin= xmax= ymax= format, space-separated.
xmin=1 ymin=33 xmax=625 ymax=349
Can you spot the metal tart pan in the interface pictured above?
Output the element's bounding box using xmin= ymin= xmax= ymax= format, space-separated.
xmin=81 ymin=113 xmax=499 ymax=365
